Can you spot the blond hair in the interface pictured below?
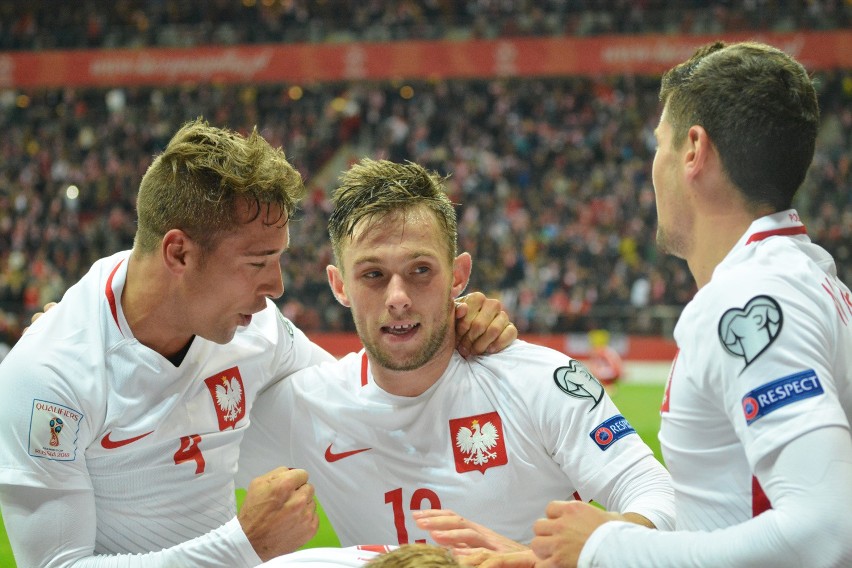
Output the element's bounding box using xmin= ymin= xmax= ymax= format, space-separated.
xmin=134 ymin=118 xmax=305 ymax=254
xmin=364 ymin=544 xmax=460 ymax=567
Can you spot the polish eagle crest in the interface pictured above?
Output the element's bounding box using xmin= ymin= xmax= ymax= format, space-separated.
xmin=216 ymin=376 xmax=243 ymax=423
xmin=450 ymin=412 xmax=508 ymax=474
xmin=204 ymin=366 xmax=247 ymax=430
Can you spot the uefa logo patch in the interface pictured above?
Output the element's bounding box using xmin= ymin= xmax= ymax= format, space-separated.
xmin=589 ymin=414 xmax=636 ymax=451
xmin=742 ymin=369 xmax=823 ymax=425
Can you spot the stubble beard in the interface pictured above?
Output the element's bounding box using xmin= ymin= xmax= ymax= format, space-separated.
xmin=359 ymin=309 xmax=452 ymax=372
xmin=656 ymin=225 xmax=687 ymax=260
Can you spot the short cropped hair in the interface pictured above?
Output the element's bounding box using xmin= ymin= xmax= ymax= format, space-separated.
xmin=364 ymin=544 xmax=460 ymax=567
xmin=134 ymin=118 xmax=305 ymax=254
xmin=659 ymin=41 xmax=819 ymax=211
xmin=328 ymin=158 xmax=458 ymax=265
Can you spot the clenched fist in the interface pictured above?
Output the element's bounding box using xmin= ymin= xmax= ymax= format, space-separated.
xmin=239 ymin=467 xmax=319 ymax=561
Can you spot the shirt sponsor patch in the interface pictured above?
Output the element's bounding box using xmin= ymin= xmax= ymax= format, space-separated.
xmin=28 ymin=399 xmax=83 ymax=461
xmin=741 ymin=369 xmax=823 ymax=425
xmin=589 ymin=414 xmax=635 ymax=451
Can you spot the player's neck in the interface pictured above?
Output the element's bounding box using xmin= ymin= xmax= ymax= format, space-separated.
xmin=122 ymin=254 xmax=194 ymax=359
xmin=370 ymin=342 xmax=456 ymax=397
xmin=687 ymin=187 xmax=765 ymax=289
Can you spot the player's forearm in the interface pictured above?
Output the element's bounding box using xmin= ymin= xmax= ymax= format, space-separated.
xmin=2 ymin=486 xmax=262 ymax=568
xmin=580 ymin=427 xmax=852 ymax=567
xmin=617 ymin=512 xmax=655 ymax=529
xmin=601 ymin=454 xmax=676 ymax=532
xmin=67 ymin=518 xmax=262 ymax=568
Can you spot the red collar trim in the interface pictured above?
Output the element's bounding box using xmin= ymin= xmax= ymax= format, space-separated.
xmin=361 ymin=351 xmax=369 ymax=387
xmin=745 ymin=225 xmax=807 ymax=245
xmin=105 ymin=259 xmax=126 ymax=336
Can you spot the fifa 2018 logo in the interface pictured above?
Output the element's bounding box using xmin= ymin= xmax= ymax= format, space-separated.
xmin=49 ymin=417 xmax=63 ymax=447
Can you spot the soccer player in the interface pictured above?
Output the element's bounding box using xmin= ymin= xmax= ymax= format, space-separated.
xmin=237 ymin=159 xmax=675 ymax=557
xmin=519 ymin=41 xmax=852 ymax=567
xmin=0 ymin=120 xmax=514 ymax=568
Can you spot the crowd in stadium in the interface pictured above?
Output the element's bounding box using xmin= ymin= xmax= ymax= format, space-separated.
xmin=0 ymin=2 xmax=849 ymax=351
xmin=1 ymin=72 xmax=848 ymax=348
xmin=1 ymin=0 xmax=849 ymax=50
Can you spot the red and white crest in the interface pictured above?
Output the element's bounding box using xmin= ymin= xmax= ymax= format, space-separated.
xmin=204 ymin=366 xmax=246 ymax=430
xmin=449 ymin=411 xmax=508 ymax=474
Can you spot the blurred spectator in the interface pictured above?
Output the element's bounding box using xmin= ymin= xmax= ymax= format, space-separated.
xmin=0 ymin=69 xmax=848 ymax=344
xmin=0 ymin=0 xmax=848 ymax=51
xmin=0 ymin=3 xmax=848 ymax=344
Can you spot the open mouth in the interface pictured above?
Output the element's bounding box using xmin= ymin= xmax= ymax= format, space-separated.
xmin=382 ymin=323 xmax=420 ymax=336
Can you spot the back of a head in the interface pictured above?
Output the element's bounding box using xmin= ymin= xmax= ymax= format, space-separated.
xmin=659 ymin=41 xmax=820 ymax=212
xmin=327 ymin=158 xmax=458 ymax=264
xmin=134 ymin=118 xmax=306 ymax=254
xmin=364 ymin=544 xmax=461 ymax=568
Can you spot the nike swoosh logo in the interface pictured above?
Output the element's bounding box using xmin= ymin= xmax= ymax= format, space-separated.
xmin=101 ymin=430 xmax=154 ymax=449
xmin=324 ymin=444 xmax=371 ymax=462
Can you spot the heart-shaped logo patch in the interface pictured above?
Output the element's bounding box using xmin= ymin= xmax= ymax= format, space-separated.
xmin=718 ymin=295 xmax=782 ymax=366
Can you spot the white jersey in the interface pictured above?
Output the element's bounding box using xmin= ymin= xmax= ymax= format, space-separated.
xmin=259 ymin=546 xmax=395 ymax=568
xmin=659 ymin=210 xmax=851 ymax=529
xmin=0 ymin=250 xmax=324 ymax=567
xmin=239 ymin=340 xmax=675 ymax=546
xmin=580 ymin=210 xmax=852 ymax=567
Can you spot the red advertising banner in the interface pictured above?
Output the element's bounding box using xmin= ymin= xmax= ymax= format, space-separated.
xmin=1 ymin=31 xmax=849 ymax=89
xmin=308 ymin=332 xmax=677 ymax=361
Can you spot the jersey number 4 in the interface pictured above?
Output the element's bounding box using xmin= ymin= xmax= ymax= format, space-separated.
xmin=385 ymin=487 xmax=441 ymax=544
xmin=173 ymin=434 xmax=206 ymax=474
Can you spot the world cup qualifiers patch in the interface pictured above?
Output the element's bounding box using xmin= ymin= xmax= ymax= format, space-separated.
xmin=553 ymin=360 xmax=604 ymax=411
xmin=589 ymin=414 xmax=636 ymax=451
xmin=718 ymin=295 xmax=782 ymax=368
xmin=28 ymin=399 xmax=83 ymax=461
xmin=742 ymin=369 xmax=823 ymax=425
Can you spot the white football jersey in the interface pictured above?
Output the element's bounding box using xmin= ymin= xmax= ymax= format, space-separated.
xmin=0 ymin=250 xmax=319 ymax=562
xmin=659 ymin=210 xmax=852 ymax=529
xmin=239 ymin=340 xmax=674 ymax=546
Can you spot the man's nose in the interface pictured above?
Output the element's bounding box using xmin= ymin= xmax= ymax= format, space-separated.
xmin=385 ymin=274 xmax=411 ymax=312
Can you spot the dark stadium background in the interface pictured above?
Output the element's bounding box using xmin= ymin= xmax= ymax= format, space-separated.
xmin=0 ymin=1 xmax=849 ymax=564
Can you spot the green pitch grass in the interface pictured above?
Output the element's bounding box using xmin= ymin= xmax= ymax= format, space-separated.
xmin=0 ymin=383 xmax=666 ymax=566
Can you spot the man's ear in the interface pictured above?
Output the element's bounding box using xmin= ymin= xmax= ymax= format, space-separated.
xmin=684 ymin=124 xmax=711 ymax=182
xmin=327 ymin=265 xmax=351 ymax=308
xmin=161 ymin=229 xmax=194 ymax=274
xmin=452 ymin=252 xmax=473 ymax=299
